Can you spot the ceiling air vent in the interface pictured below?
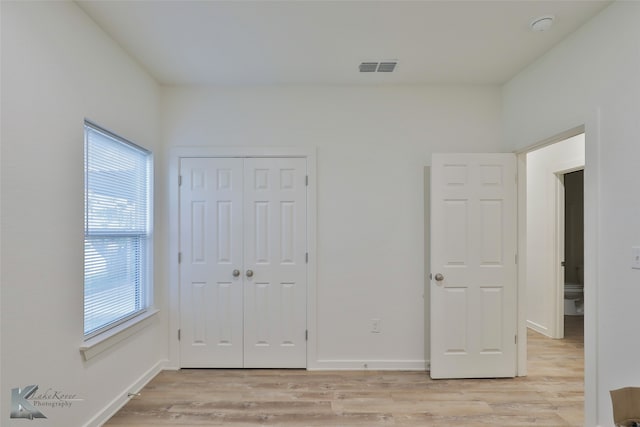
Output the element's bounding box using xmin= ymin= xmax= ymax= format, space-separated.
xmin=359 ymin=62 xmax=378 ymax=73
xmin=359 ymin=61 xmax=398 ymax=73
xmin=377 ymin=62 xmax=397 ymax=72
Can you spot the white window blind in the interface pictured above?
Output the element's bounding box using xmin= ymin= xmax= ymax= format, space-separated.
xmin=84 ymin=121 xmax=152 ymax=338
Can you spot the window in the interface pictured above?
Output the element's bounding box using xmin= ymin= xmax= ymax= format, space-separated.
xmin=84 ymin=121 xmax=152 ymax=338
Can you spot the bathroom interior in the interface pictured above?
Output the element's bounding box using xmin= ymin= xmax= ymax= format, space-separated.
xmin=564 ymin=169 xmax=584 ymax=320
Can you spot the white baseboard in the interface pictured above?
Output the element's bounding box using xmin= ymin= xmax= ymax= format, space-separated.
xmin=310 ymin=359 xmax=427 ymax=371
xmin=526 ymin=320 xmax=551 ymax=337
xmin=83 ymin=359 xmax=167 ymax=427
xmin=162 ymin=365 xmax=180 ymax=371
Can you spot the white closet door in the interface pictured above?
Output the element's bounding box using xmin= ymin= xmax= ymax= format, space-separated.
xmin=179 ymin=157 xmax=244 ymax=367
xmin=243 ymin=158 xmax=308 ymax=368
xmin=179 ymin=157 xmax=308 ymax=368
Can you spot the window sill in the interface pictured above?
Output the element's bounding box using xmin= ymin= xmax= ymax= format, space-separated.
xmin=80 ymin=309 xmax=159 ymax=361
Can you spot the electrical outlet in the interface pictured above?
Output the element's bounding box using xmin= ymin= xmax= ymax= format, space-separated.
xmin=632 ymin=247 xmax=640 ymax=270
xmin=371 ymin=318 xmax=381 ymax=333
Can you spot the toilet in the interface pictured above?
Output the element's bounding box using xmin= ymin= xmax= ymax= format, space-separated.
xmin=564 ymin=265 xmax=584 ymax=316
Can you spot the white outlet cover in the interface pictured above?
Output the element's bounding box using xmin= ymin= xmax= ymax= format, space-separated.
xmin=632 ymin=247 xmax=640 ymax=269
xmin=371 ymin=318 xmax=381 ymax=333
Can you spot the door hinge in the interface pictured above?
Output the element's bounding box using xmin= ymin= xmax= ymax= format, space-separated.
xmin=305 ymin=175 xmax=308 ymax=186
xmin=178 ymin=175 xmax=182 ymax=186
xmin=515 ymin=253 xmax=518 ymax=264
xmin=515 ymin=334 xmax=517 ymax=344
xmin=305 ymin=252 xmax=308 ymax=263
xmin=305 ymin=330 xmax=308 ymax=341
xmin=178 ymin=252 xmax=182 ymax=264
xmin=178 ymin=329 xmax=181 ymax=341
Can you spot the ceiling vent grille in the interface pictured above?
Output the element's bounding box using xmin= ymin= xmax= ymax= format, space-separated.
xmin=376 ymin=62 xmax=397 ymax=72
xmin=359 ymin=62 xmax=378 ymax=73
xmin=359 ymin=61 xmax=398 ymax=73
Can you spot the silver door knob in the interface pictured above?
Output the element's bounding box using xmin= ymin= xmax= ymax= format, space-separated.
xmin=232 ymin=269 xmax=240 ymax=277
xmin=246 ymin=270 xmax=254 ymax=278
xmin=434 ymin=273 xmax=444 ymax=282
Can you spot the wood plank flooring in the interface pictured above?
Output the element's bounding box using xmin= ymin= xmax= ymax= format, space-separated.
xmin=105 ymin=316 xmax=584 ymax=426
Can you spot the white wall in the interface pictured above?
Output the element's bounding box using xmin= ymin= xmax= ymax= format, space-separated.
xmin=1 ymin=2 xmax=166 ymax=426
xmin=161 ymin=85 xmax=502 ymax=368
xmin=503 ymin=1 xmax=640 ymax=425
xmin=525 ymin=134 xmax=584 ymax=338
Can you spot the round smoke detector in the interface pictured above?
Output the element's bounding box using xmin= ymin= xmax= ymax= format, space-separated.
xmin=530 ymin=15 xmax=554 ymax=32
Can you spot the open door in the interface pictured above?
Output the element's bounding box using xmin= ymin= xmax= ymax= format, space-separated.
xmin=430 ymin=153 xmax=517 ymax=379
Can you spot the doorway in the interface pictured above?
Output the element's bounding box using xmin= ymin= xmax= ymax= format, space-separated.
xmin=517 ymin=131 xmax=586 ymax=421
xmin=563 ymin=170 xmax=584 ymax=326
xmin=524 ymin=133 xmax=585 ymax=339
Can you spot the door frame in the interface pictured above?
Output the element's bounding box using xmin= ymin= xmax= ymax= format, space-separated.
xmin=555 ymin=172 xmax=566 ymax=338
xmin=167 ymin=146 xmax=317 ymax=369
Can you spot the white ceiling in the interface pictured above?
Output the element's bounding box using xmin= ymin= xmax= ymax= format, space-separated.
xmin=76 ymin=0 xmax=611 ymax=86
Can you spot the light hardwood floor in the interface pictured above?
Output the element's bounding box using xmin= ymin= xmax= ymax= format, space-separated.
xmin=105 ymin=316 xmax=584 ymax=426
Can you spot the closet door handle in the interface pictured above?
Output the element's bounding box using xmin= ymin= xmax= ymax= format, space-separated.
xmin=246 ymin=270 xmax=254 ymax=278
xmin=232 ymin=269 xmax=240 ymax=277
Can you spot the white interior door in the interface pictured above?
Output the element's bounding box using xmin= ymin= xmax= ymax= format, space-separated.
xmin=430 ymin=153 xmax=517 ymax=379
xmin=179 ymin=157 xmax=307 ymax=368
xmin=243 ymin=158 xmax=307 ymax=368
xmin=179 ymin=157 xmax=244 ymax=367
